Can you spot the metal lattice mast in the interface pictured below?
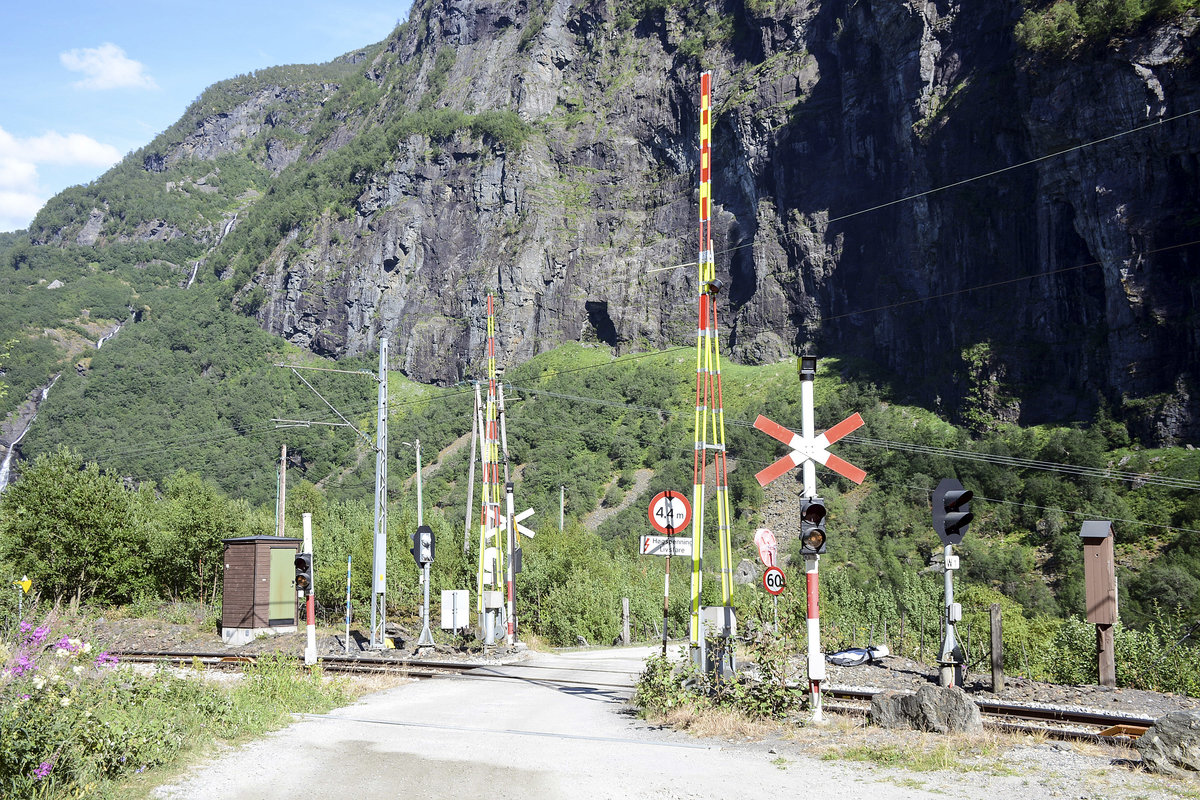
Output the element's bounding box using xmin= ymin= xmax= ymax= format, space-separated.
xmin=689 ymin=71 xmax=734 ymax=664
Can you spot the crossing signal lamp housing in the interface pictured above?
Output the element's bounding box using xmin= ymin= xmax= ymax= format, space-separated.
xmin=799 ymin=496 xmax=828 ymax=555
xmin=411 ymin=524 xmax=435 ymax=566
xmin=932 ymin=478 xmax=974 ymax=545
xmin=294 ymin=552 xmax=314 ymax=596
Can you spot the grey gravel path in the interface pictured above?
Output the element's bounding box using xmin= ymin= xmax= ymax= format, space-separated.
xmin=150 ymin=646 xmax=1194 ymax=800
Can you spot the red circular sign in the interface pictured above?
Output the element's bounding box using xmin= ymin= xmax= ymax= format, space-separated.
xmin=763 ymin=566 xmax=786 ymax=596
xmin=648 ymin=490 xmax=692 ymax=535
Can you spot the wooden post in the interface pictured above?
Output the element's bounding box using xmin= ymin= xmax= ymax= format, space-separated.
xmin=621 ymin=597 xmax=630 ymax=646
xmin=1081 ymin=521 xmax=1118 ymax=688
xmin=990 ymin=603 xmax=1004 ymax=693
xmin=1097 ymin=623 xmax=1116 ymax=688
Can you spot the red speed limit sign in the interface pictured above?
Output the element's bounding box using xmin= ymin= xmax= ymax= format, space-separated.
xmin=763 ymin=566 xmax=785 ymax=595
xmin=648 ymin=490 xmax=692 ymax=535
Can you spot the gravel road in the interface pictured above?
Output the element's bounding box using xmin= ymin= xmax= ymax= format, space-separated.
xmin=149 ymin=645 xmax=1197 ymax=800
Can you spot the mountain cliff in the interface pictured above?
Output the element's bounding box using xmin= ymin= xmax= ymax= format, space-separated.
xmin=10 ymin=0 xmax=1200 ymax=443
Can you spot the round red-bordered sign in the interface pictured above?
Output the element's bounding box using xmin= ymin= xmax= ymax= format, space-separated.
xmin=763 ymin=566 xmax=785 ymax=595
xmin=648 ymin=490 xmax=692 ymax=535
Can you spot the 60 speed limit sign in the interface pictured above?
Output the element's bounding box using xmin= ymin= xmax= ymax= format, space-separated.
xmin=648 ymin=490 xmax=692 ymax=535
xmin=762 ymin=566 xmax=785 ymax=595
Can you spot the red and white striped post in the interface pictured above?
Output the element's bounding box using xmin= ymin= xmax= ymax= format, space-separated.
xmin=302 ymin=513 xmax=317 ymax=666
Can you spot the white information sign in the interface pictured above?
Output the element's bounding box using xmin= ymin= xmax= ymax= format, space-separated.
xmin=640 ymin=535 xmax=693 ymax=557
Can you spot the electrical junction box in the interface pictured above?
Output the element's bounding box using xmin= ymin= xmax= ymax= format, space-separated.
xmin=441 ymin=590 xmax=470 ymax=630
xmin=482 ymin=590 xmax=504 ymax=610
xmin=949 ymin=603 xmax=962 ymax=622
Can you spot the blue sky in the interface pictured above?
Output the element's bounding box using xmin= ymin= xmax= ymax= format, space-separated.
xmin=0 ymin=2 xmax=409 ymax=233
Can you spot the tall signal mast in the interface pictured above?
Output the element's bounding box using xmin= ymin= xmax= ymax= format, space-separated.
xmin=689 ymin=71 xmax=735 ymax=669
xmin=476 ymin=294 xmax=506 ymax=644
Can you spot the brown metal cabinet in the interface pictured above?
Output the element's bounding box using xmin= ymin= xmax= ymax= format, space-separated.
xmin=221 ymin=535 xmax=302 ymax=646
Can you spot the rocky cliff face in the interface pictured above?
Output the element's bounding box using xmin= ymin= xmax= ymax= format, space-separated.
xmin=30 ymin=0 xmax=1200 ymax=442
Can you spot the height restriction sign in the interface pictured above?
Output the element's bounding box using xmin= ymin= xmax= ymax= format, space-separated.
xmin=648 ymin=490 xmax=692 ymax=535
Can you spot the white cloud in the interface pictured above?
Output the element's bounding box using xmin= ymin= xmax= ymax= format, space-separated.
xmin=60 ymin=42 xmax=157 ymax=90
xmin=0 ymin=126 xmax=123 ymax=232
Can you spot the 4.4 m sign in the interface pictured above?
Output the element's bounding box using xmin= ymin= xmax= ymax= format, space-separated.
xmin=648 ymin=491 xmax=692 ymax=535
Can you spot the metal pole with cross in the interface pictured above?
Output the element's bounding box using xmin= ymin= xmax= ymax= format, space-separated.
xmin=753 ymin=356 xmax=866 ymax=721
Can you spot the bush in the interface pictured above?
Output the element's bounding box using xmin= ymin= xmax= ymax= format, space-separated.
xmin=0 ymin=611 xmax=349 ymax=798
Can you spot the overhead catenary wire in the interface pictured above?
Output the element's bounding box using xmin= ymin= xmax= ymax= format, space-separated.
xmin=644 ymin=106 xmax=1200 ymax=274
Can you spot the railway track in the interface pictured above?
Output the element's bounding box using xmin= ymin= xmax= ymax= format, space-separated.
xmin=114 ymin=650 xmax=1158 ymax=742
xmin=823 ymin=686 xmax=1156 ymax=742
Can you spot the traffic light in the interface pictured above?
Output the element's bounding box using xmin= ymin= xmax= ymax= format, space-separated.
xmin=411 ymin=524 xmax=435 ymax=565
xmin=799 ymin=496 xmax=827 ymax=555
xmin=294 ymin=552 xmax=314 ymax=596
xmin=932 ymin=478 xmax=973 ymax=545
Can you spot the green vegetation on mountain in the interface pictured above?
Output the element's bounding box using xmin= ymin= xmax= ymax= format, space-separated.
xmin=1014 ymin=0 xmax=1199 ymax=54
xmin=5 ymin=300 xmax=1200 ymax=658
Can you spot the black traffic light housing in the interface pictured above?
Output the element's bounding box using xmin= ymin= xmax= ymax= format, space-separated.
xmin=932 ymin=478 xmax=974 ymax=545
xmin=411 ymin=524 xmax=435 ymax=565
xmin=294 ymin=552 xmax=314 ymax=596
xmin=799 ymin=496 xmax=827 ymax=555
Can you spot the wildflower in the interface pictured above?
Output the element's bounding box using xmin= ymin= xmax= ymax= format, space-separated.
xmin=80 ymin=642 xmax=93 ymax=655
xmin=32 ymin=676 xmax=46 ymax=690
xmin=19 ymin=621 xmax=32 ymax=634
xmin=73 ymin=665 xmax=84 ymax=675
xmin=33 ymin=761 xmax=53 ymax=780
xmin=9 ymin=653 xmax=35 ymax=677
xmin=30 ymin=626 xmax=49 ymax=645
xmin=95 ymin=652 xmax=119 ymax=667
xmin=60 ymin=696 xmax=71 ymax=707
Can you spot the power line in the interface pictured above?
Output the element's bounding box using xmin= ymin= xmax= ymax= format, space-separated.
xmin=822 ymin=238 xmax=1200 ymax=324
xmin=828 ymin=107 xmax=1200 ymax=224
xmin=877 ymin=480 xmax=1200 ymax=536
xmin=509 ymin=382 xmax=1199 ymax=490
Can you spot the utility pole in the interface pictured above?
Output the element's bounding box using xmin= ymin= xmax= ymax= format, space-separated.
xmin=371 ymin=339 xmax=389 ymax=649
xmin=276 ymin=444 xmax=287 ymax=538
xmin=464 ymin=383 xmax=480 ymax=555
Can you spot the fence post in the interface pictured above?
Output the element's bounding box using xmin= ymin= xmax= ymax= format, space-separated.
xmin=990 ymin=603 xmax=1004 ymax=692
xmin=898 ymin=611 xmax=906 ymax=658
xmin=622 ymin=597 xmax=630 ymax=646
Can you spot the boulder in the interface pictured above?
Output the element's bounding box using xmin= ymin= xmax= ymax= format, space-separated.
xmin=1135 ymin=710 xmax=1200 ymax=777
xmin=869 ymin=685 xmax=982 ymax=734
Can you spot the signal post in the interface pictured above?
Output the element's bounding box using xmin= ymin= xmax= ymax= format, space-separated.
xmin=931 ymin=478 xmax=974 ymax=687
xmin=753 ymin=356 xmax=866 ymax=721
